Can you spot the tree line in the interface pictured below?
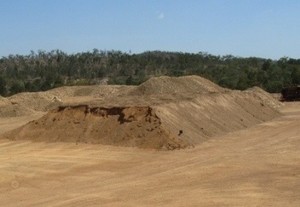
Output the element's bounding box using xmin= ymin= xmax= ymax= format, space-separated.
xmin=0 ymin=49 xmax=299 ymax=96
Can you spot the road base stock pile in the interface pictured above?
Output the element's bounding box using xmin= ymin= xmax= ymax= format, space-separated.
xmin=1 ymin=76 xmax=282 ymax=149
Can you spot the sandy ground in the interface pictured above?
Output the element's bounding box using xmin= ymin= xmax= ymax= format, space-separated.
xmin=0 ymin=102 xmax=299 ymax=206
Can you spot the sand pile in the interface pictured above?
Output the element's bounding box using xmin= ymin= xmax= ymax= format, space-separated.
xmin=0 ymin=95 xmax=34 ymax=117
xmin=8 ymin=92 xmax=62 ymax=112
xmin=0 ymin=92 xmax=62 ymax=118
xmin=129 ymin=75 xmax=226 ymax=96
xmin=0 ymin=76 xmax=225 ymax=118
xmin=1 ymin=75 xmax=283 ymax=149
xmin=3 ymin=90 xmax=280 ymax=149
xmin=4 ymin=105 xmax=187 ymax=150
xmin=246 ymin=86 xmax=284 ymax=109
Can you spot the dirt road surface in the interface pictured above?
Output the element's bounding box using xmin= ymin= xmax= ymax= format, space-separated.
xmin=0 ymin=103 xmax=299 ymax=206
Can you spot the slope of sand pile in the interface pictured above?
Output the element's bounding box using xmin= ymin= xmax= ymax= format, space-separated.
xmin=2 ymin=75 xmax=283 ymax=150
xmin=155 ymin=91 xmax=280 ymax=146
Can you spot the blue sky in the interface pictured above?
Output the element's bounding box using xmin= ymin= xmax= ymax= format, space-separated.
xmin=0 ymin=0 xmax=300 ymax=59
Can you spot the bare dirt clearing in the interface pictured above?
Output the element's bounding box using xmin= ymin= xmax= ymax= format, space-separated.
xmin=0 ymin=102 xmax=299 ymax=206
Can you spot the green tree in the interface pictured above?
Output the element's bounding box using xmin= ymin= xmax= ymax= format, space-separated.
xmin=10 ymin=80 xmax=25 ymax=94
xmin=265 ymin=81 xmax=283 ymax=93
xmin=291 ymin=68 xmax=300 ymax=85
xmin=0 ymin=76 xmax=7 ymax=96
xmin=125 ymin=75 xmax=133 ymax=85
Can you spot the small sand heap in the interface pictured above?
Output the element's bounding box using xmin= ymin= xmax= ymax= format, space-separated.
xmin=130 ymin=75 xmax=226 ymax=95
xmin=5 ymin=105 xmax=187 ymax=150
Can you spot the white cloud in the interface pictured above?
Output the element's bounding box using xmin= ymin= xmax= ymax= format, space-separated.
xmin=157 ymin=12 xmax=165 ymax=20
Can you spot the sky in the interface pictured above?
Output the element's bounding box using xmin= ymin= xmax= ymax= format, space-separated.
xmin=0 ymin=0 xmax=300 ymax=59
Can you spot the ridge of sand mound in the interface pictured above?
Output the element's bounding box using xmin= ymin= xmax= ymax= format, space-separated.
xmin=129 ymin=75 xmax=226 ymax=95
xmin=48 ymin=85 xmax=134 ymax=99
xmin=4 ymin=105 xmax=187 ymax=150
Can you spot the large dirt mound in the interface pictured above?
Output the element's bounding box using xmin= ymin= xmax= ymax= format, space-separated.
xmin=1 ymin=75 xmax=283 ymax=149
xmin=3 ymin=90 xmax=281 ymax=149
xmin=130 ymin=75 xmax=226 ymax=95
xmin=4 ymin=105 xmax=187 ymax=150
xmin=0 ymin=75 xmax=226 ymax=118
